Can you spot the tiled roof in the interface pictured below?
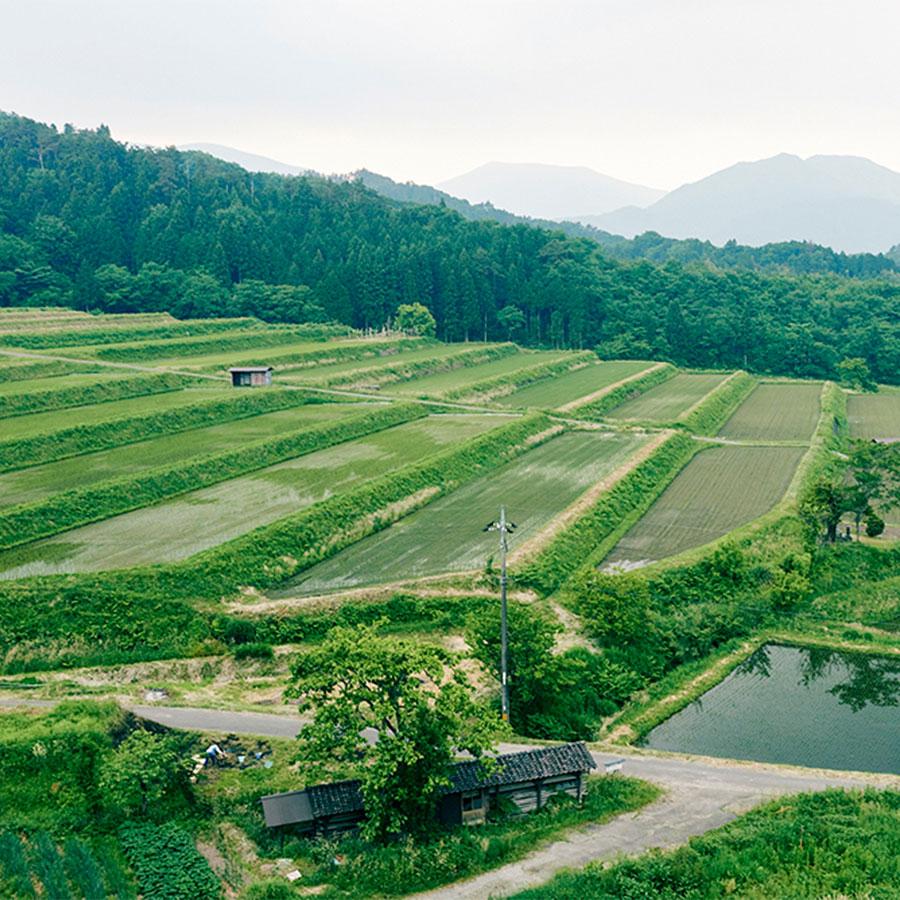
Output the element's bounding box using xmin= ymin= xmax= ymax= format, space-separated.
xmin=291 ymin=743 xmax=595 ymax=818
xmin=308 ymin=779 xmax=364 ymax=818
xmin=448 ymin=742 xmax=595 ymax=793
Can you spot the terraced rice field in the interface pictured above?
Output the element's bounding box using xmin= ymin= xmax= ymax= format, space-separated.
xmin=718 ymin=382 xmax=822 ymax=442
xmin=603 ymin=444 xmax=806 ymax=568
xmin=278 ymin=344 xmax=474 ymax=385
xmin=848 ymin=390 xmax=900 ymax=441
xmin=0 ymin=414 xmax=506 ymax=577
xmin=384 ymin=350 xmax=569 ymax=397
xmin=2 ymin=385 xmax=232 ymax=440
xmin=279 ymin=430 xmax=648 ymax=595
xmin=496 ymin=360 xmax=654 ymax=409
xmin=606 ymin=372 xmax=728 ymax=422
xmin=0 ymin=402 xmax=373 ymax=507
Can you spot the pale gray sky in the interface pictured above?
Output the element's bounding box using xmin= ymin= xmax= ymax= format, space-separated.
xmin=3 ymin=0 xmax=899 ymax=189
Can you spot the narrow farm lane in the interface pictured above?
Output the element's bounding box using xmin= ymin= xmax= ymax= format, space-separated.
xmin=4 ymin=697 xmax=895 ymax=898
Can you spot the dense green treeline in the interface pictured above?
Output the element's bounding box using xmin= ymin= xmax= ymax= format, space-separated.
xmin=1 ymin=113 xmax=898 ymax=383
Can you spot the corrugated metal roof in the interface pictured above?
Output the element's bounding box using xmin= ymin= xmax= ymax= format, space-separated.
xmin=260 ymin=789 xmax=313 ymax=827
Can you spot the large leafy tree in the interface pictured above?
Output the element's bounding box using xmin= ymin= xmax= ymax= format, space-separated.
xmin=288 ymin=623 xmax=498 ymax=841
xmin=98 ymin=731 xmax=183 ymax=817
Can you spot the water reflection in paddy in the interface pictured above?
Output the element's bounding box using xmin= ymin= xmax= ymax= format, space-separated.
xmin=640 ymin=644 xmax=899 ymax=774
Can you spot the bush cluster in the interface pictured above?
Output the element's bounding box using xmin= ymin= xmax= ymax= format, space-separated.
xmin=0 ymin=401 xmax=425 ymax=549
xmin=442 ymin=350 xmax=596 ymax=402
xmin=0 ymin=371 xmax=189 ymax=418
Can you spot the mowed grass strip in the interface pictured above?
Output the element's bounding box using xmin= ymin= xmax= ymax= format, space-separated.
xmin=496 ymin=360 xmax=653 ymax=409
xmin=602 ymin=444 xmax=806 ymax=568
xmin=0 ymin=403 xmax=371 ymax=507
xmin=0 ymin=414 xmax=506 ymax=577
xmin=847 ymin=389 xmax=900 ymax=440
xmin=1 ymin=386 xmax=231 ymax=441
xmin=384 ymin=350 xmax=566 ymax=398
xmin=718 ymin=382 xmax=823 ymax=442
xmin=280 ymin=430 xmax=648 ymax=595
xmin=606 ymin=372 xmax=728 ymax=422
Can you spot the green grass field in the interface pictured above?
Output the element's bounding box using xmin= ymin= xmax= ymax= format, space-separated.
xmin=0 ymin=402 xmax=374 ymax=508
xmin=847 ymin=389 xmax=900 ymax=440
xmin=0 ymin=370 xmax=127 ymax=397
xmin=605 ymin=372 xmax=727 ymax=422
xmin=1 ymin=385 xmax=232 ymax=440
xmin=278 ymin=430 xmax=648 ymax=594
xmin=0 ymin=414 xmax=506 ymax=577
xmin=718 ymin=382 xmax=822 ymax=441
xmin=384 ymin=350 xmax=568 ymax=397
xmin=496 ymin=360 xmax=654 ymax=409
xmin=603 ymin=444 xmax=806 ymax=568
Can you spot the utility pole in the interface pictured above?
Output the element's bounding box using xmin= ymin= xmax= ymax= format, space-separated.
xmin=484 ymin=506 xmax=516 ymax=722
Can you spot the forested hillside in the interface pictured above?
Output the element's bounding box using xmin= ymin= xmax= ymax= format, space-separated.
xmin=1 ymin=113 xmax=898 ymax=383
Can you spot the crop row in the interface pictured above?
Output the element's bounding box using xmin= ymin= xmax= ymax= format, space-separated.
xmin=93 ymin=325 xmax=342 ymax=361
xmin=323 ymin=342 xmax=519 ymax=390
xmin=0 ymin=387 xmax=321 ymax=473
xmin=0 ymin=317 xmax=258 ymax=348
xmin=678 ymin=370 xmax=756 ymax=435
xmin=206 ymin=336 xmax=432 ymax=372
xmin=567 ymin=363 xmax=676 ymax=419
xmin=0 ymin=402 xmax=425 ymax=550
xmin=517 ymin=431 xmax=699 ymax=595
xmin=442 ymin=351 xmax=596 ymax=402
xmin=0 ymin=372 xmax=190 ymax=418
xmin=120 ymin=823 xmax=219 ymax=900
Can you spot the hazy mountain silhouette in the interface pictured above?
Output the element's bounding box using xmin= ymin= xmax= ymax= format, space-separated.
xmin=584 ymin=154 xmax=900 ymax=253
xmin=177 ymin=143 xmax=309 ymax=176
xmin=437 ymin=161 xmax=664 ymax=220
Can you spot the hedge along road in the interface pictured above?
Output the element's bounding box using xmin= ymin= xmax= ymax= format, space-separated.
xmin=0 ymin=414 xmax=508 ymax=578
xmin=2 ymin=697 xmax=888 ymax=899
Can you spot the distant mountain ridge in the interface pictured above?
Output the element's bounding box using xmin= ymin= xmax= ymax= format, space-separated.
xmin=585 ymin=154 xmax=900 ymax=253
xmin=436 ymin=161 xmax=664 ymax=220
xmin=177 ymin=143 xmax=309 ymax=176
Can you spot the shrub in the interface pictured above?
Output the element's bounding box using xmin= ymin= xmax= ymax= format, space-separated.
xmin=865 ymin=511 xmax=886 ymax=537
xmin=233 ymin=642 xmax=274 ymax=661
xmin=239 ymin=880 xmax=296 ymax=900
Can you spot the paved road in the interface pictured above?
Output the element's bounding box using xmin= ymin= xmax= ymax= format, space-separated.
xmin=4 ymin=697 xmax=895 ymax=898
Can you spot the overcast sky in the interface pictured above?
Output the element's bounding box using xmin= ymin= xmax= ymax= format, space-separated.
xmin=3 ymin=0 xmax=899 ymax=190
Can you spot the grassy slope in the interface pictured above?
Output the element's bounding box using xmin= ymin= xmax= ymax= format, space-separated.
xmin=1 ymin=386 xmax=232 ymax=440
xmin=281 ymin=430 xmax=647 ymax=594
xmin=606 ymin=373 xmax=727 ymax=422
xmin=603 ymin=444 xmax=806 ymax=567
xmin=718 ymin=382 xmax=823 ymax=441
xmin=496 ymin=360 xmax=652 ymax=409
xmin=0 ymin=415 xmax=503 ymax=576
xmin=0 ymin=403 xmax=372 ymax=507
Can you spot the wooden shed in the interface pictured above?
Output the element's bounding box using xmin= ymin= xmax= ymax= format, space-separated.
xmin=229 ymin=366 xmax=273 ymax=387
xmin=260 ymin=742 xmax=596 ymax=836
